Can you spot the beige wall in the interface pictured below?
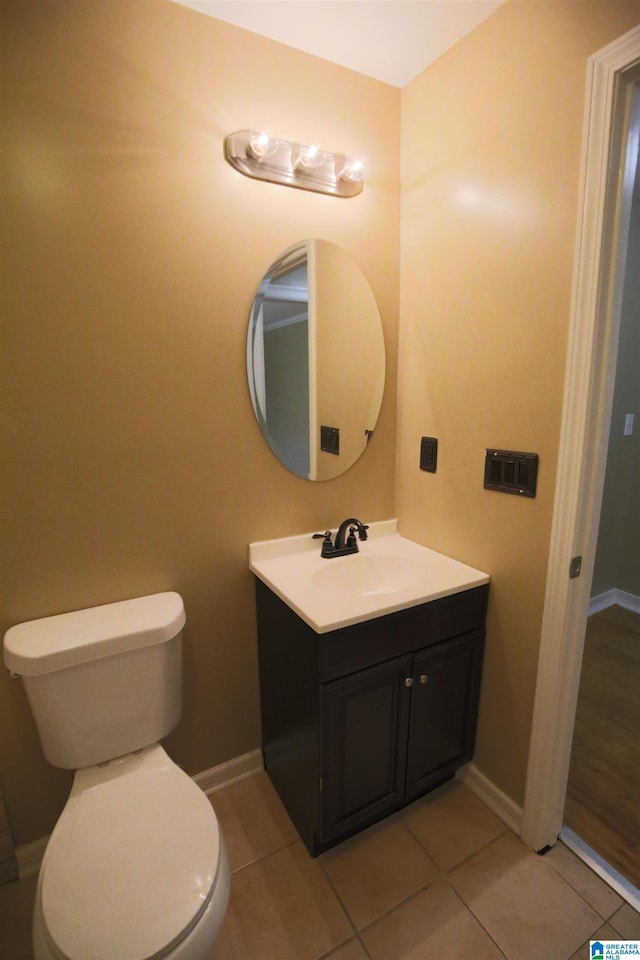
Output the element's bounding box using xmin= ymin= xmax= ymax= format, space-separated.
xmin=398 ymin=0 xmax=640 ymax=806
xmin=0 ymin=0 xmax=400 ymax=845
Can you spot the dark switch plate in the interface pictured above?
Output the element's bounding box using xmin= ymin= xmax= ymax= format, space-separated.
xmin=484 ymin=449 xmax=538 ymax=497
xmin=420 ymin=437 xmax=438 ymax=473
xmin=320 ymin=425 xmax=340 ymax=455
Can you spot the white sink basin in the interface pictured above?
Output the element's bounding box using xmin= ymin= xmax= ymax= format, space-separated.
xmin=249 ymin=520 xmax=489 ymax=633
xmin=312 ymin=554 xmax=425 ymax=597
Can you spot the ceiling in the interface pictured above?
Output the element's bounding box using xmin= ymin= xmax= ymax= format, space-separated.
xmin=172 ymin=0 xmax=505 ymax=88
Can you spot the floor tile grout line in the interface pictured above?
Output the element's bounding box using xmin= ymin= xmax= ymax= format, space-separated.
xmin=313 ymin=820 xmax=514 ymax=945
xmin=316 ymin=816 xmax=638 ymax=959
xmin=316 ymin=814 xmax=459 ymax=936
xmin=228 ymin=835 xmax=301 ymax=875
xmin=348 ymin=869 xmax=511 ymax=960
xmin=357 ymin=931 xmax=374 ymax=960
xmin=317 ymin=832 xmax=455 ymax=938
xmin=445 ymin=851 xmax=606 ymax=960
xmin=607 ymin=904 xmax=636 ymax=938
xmin=573 ymin=926 xmax=614 ymax=960
xmin=229 ymin=835 xmax=359 ymax=960
xmin=403 ymin=820 xmax=510 ymax=875
xmin=542 ymin=847 xmax=626 ymax=923
xmin=393 ymin=814 xmax=441 ymax=873
xmin=213 ymin=773 xmax=640 ymax=957
xmin=442 ymin=879 xmax=510 ymax=960
xmin=316 ymin=852 xmax=364 ymax=944
xmin=398 ymin=793 xmax=627 ymax=925
xmin=227 ymin=810 xmax=509 ymax=946
xmin=316 ymin=933 xmax=373 ymax=960
xmin=354 ymin=873 xmax=448 ymax=938
xmin=315 ymin=934 xmax=358 ymax=960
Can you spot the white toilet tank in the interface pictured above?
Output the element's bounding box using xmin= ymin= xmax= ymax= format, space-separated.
xmin=3 ymin=592 xmax=186 ymax=769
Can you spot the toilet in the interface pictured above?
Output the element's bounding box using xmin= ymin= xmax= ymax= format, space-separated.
xmin=3 ymin=592 xmax=230 ymax=960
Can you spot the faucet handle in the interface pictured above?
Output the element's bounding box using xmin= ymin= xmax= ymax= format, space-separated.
xmin=313 ymin=530 xmax=336 ymax=558
xmin=349 ymin=523 xmax=369 ymax=541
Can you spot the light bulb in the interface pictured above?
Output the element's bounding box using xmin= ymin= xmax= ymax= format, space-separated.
xmin=295 ymin=142 xmax=326 ymax=170
xmin=248 ymin=129 xmax=279 ymax=160
xmin=340 ymin=154 xmax=367 ymax=183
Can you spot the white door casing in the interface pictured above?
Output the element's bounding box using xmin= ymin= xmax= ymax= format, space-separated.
xmin=522 ymin=26 xmax=640 ymax=853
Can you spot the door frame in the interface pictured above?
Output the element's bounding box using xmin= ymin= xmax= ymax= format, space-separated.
xmin=521 ymin=25 xmax=640 ymax=853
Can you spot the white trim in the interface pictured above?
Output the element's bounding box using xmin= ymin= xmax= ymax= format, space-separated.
xmin=589 ymin=588 xmax=620 ymax=614
xmin=308 ymin=237 xmax=318 ymax=481
xmin=193 ymin=748 xmax=264 ymax=795
xmin=522 ymin=25 xmax=640 ymax=853
xmin=589 ymin=589 xmax=640 ymax=616
xmin=561 ymin=827 xmax=640 ymax=912
xmin=456 ymin=763 xmax=523 ymax=836
xmin=16 ymin=749 xmax=265 ymax=878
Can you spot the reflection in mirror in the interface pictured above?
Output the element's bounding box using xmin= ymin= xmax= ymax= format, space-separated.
xmin=247 ymin=240 xmax=385 ymax=480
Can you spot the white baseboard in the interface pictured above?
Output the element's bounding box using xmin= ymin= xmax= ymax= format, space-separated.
xmin=193 ymin=748 xmax=264 ymax=795
xmin=456 ymin=762 xmax=523 ymax=837
xmin=16 ymin=748 xmax=265 ymax=879
xmin=589 ymin=588 xmax=640 ymax=616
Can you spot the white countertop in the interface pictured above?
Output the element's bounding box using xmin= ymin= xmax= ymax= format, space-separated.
xmin=249 ymin=519 xmax=490 ymax=633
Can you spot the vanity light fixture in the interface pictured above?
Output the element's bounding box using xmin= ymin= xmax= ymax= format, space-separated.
xmin=224 ymin=129 xmax=365 ymax=198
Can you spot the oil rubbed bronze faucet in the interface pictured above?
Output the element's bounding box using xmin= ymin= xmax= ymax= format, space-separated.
xmin=312 ymin=518 xmax=369 ymax=558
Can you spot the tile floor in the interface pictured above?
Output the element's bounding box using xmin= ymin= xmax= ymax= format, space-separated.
xmin=1 ymin=773 xmax=638 ymax=960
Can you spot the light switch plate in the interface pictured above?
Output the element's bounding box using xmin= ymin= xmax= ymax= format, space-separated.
xmin=320 ymin=425 xmax=340 ymax=455
xmin=484 ymin=449 xmax=538 ymax=497
xmin=420 ymin=437 xmax=438 ymax=472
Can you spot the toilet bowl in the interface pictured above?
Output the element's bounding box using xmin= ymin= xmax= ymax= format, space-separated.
xmin=3 ymin=592 xmax=230 ymax=960
xmin=32 ymin=745 xmax=230 ymax=960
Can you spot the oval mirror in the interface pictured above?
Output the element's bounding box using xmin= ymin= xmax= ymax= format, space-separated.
xmin=247 ymin=239 xmax=385 ymax=480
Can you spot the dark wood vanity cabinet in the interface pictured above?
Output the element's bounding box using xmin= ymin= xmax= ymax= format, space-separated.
xmin=255 ymin=579 xmax=488 ymax=856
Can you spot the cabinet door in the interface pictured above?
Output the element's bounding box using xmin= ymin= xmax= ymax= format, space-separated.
xmin=320 ymin=654 xmax=413 ymax=843
xmin=405 ymin=631 xmax=484 ymax=799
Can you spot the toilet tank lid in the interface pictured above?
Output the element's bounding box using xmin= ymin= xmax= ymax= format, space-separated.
xmin=3 ymin=592 xmax=186 ymax=676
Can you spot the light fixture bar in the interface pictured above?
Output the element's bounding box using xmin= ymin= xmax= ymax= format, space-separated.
xmin=224 ymin=130 xmax=364 ymax=198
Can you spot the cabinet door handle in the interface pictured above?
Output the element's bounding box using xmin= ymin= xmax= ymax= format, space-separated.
xmin=404 ymin=677 xmax=414 ymax=687
xmin=419 ymin=674 xmax=429 ymax=684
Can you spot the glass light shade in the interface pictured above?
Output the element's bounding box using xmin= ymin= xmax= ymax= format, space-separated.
xmin=295 ymin=143 xmax=326 ymax=170
xmin=340 ymin=154 xmax=367 ymax=183
xmin=248 ymin=129 xmax=279 ymax=160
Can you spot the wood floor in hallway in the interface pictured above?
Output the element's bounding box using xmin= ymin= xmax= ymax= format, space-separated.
xmin=564 ymin=604 xmax=640 ymax=889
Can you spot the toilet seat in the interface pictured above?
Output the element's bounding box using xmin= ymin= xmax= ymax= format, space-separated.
xmin=39 ymin=745 xmax=221 ymax=960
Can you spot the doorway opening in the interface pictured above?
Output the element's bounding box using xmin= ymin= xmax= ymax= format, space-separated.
xmin=522 ymin=25 xmax=640 ymax=910
xmin=563 ymin=114 xmax=639 ymax=898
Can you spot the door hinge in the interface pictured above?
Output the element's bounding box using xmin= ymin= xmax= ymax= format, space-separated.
xmin=569 ymin=556 xmax=582 ymax=579
xmin=319 ymin=777 xmax=323 ymax=792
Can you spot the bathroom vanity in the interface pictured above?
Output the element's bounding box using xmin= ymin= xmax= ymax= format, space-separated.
xmin=250 ymin=521 xmax=489 ymax=856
